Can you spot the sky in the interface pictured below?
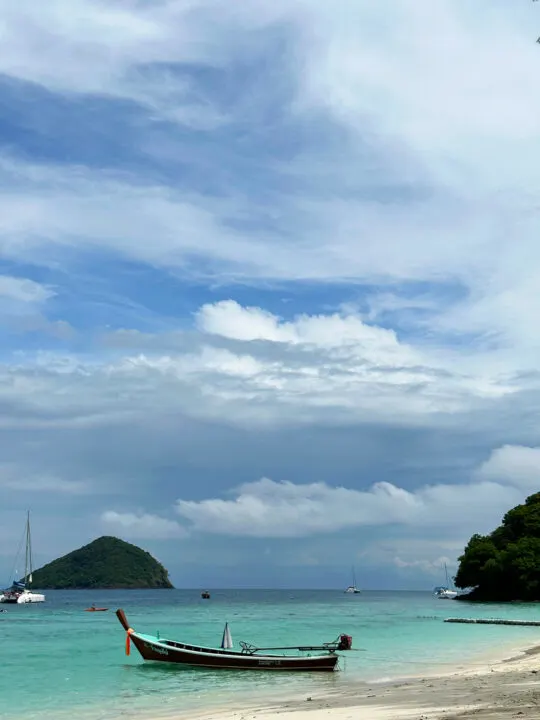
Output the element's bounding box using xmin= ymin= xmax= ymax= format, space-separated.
xmin=1 ymin=0 xmax=540 ymax=590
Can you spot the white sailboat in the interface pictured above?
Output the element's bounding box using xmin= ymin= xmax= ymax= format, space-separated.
xmin=344 ymin=566 xmax=361 ymax=594
xmin=0 ymin=511 xmax=45 ymax=604
xmin=433 ymin=563 xmax=457 ymax=600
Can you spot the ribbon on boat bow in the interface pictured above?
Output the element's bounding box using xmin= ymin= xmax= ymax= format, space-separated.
xmin=125 ymin=627 xmax=134 ymax=656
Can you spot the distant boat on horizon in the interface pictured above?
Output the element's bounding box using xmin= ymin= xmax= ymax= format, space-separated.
xmin=344 ymin=566 xmax=361 ymax=594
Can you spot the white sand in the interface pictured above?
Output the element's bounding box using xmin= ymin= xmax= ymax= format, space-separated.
xmin=174 ymin=641 xmax=540 ymax=720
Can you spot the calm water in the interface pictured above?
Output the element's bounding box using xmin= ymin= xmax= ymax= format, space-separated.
xmin=1 ymin=589 xmax=540 ymax=720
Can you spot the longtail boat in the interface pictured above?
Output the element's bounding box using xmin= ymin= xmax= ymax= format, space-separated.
xmin=116 ymin=609 xmax=352 ymax=672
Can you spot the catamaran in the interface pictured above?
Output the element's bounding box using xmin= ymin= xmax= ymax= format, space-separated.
xmin=0 ymin=511 xmax=45 ymax=604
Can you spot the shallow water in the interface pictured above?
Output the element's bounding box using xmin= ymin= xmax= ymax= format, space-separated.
xmin=1 ymin=589 xmax=539 ymax=720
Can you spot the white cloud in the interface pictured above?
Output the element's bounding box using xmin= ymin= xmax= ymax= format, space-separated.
xmin=198 ymin=301 xmax=295 ymax=344
xmin=0 ymin=274 xmax=63 ymax=336
xmin=0 ymin=275 xmax=54 ymax=304
xmin=174 ymin=472 xmax=522 ymax=539
xmin=0 ymin=301 xmax=521 ymax=432
xmin=0 ymin=0 xmax=229 ymax=127
xmin=0 ymin=0 xmax=538 ymax=363
xmin=475 ymin=445 xmax=540 ymax=492
xmin=2 ymin=0 xmax=540 ymax=585
xmin=2 ymin=1 xmax=536 ymax=156
xmin=193 ymin=301 xmax=515 ymax=421
xmin=300 ymin=1 xmax=539 ymax=183
xmin=0 ymin=157 xmax=263 ymax=274
xmin=101 ymin=510 xmax=187 ymax=540
xmin=76 ymin=442 xmax=532 ymax=575
xmin=294 ymin=1 xmax=540 ymax=352
xmin=162 ymin=444 xmax=540 ymax=579
xmin=197 ymin=300 xmax=413 ymax=364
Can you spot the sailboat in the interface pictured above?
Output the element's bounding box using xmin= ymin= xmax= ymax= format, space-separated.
xmin=344 ymin=566 xmax=361 ymax=594
xmin=433 ymin=563 xmax=457 ymax=600
xmin=0 ymin=512 xmax=45 ymax=604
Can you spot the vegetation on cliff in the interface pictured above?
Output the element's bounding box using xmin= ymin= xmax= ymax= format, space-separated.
xmin=30 ymin=536 xmax=174 ymax=589
xmin=455 ymin=492 xmax=540 ymax=601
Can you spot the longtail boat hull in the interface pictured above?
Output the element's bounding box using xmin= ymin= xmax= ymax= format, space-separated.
xmin=131 ymin=633 xmax=338 ymax=670
xmin=116 ymin=609 xmax=340 ymax=672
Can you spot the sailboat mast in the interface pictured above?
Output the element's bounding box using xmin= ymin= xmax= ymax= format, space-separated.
xmin=25 ymin=511 xmax=32 ymax=586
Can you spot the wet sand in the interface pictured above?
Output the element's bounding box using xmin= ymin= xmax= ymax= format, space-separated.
xmin=178 ymin=642 xmax=540 ymax=720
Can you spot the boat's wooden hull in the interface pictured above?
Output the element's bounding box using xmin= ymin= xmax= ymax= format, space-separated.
xmin=130 ymin=633 xmax=338 ymax=671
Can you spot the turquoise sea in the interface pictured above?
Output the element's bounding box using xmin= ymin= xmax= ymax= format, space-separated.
xmin=2 ymin=589 xmax=540 ymax=720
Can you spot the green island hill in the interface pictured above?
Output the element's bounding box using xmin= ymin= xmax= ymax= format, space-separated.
xmin=30 ymin=536 xmax=174 ymax=589
xmin=455 ymin=491 xmax=540 ymax=602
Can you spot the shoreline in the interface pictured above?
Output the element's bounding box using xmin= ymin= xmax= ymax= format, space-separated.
xmin=159 ymin=638 xmax=540 ymax=720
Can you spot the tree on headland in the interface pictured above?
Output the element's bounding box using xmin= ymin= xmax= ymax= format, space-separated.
xmin=455 ymin=492 xmax=540 ymax=601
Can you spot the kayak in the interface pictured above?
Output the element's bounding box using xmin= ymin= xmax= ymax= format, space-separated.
xmin=85 ymin=607 xmax=108 ymax=612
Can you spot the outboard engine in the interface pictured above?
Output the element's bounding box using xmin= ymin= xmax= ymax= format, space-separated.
xmin=337 ymin=634 xmax=353 ymax=650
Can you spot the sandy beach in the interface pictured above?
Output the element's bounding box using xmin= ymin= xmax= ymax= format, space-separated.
xmin=180 ymin=642 xmax=540 ymax=720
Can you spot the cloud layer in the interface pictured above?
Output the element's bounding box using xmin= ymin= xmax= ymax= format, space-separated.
xmin=1 ymin=0 xmax=540 ymax=586
xmin=102 ymin=442 xmax=538 ymax=574
xmin=173 ymin=474 xmax=520 ymax=539
xmin=0 ymin=300 xmax=524 ymax=434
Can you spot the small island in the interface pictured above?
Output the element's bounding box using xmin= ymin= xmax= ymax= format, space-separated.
xmin=30 ymin=536 xmax=174 ymax=589
xmin=455 ymin=491 xmax=540 ymax=601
